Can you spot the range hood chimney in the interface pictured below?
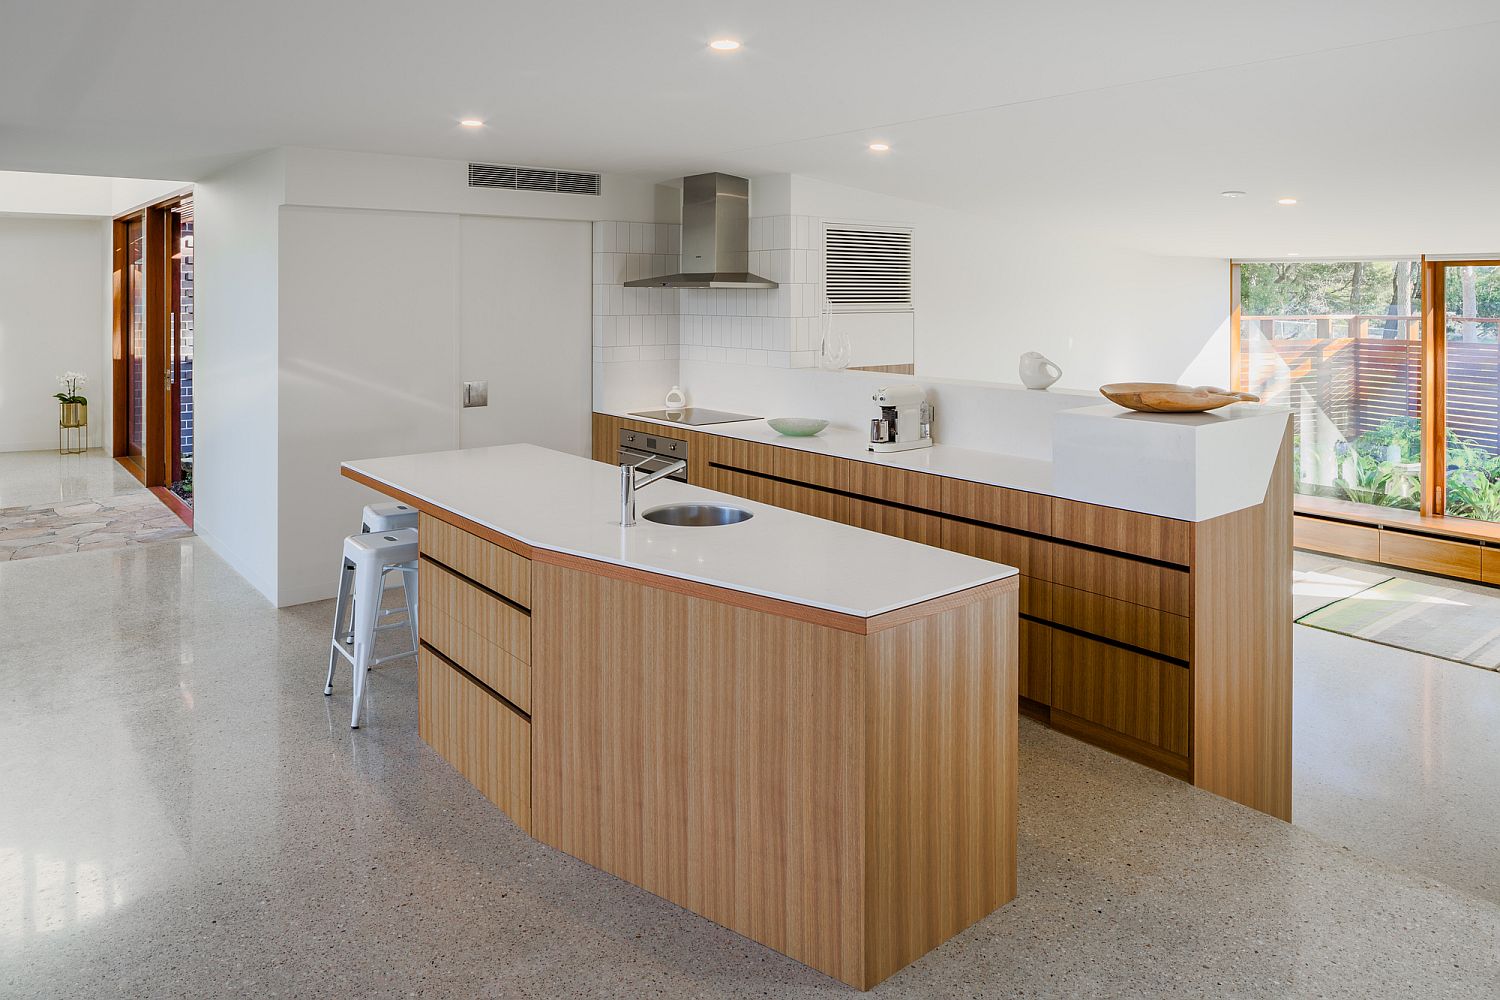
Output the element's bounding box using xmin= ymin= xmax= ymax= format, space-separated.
xmin=624 ymin=172 xmax=777 ymax=289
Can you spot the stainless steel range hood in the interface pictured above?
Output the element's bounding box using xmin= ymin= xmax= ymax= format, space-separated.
xmin=624 ymin=172 xmax=777 ymax=289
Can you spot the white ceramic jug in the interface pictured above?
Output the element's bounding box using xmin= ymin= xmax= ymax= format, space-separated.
xmin=1019 ymin=352 xmax=1062 ymax=390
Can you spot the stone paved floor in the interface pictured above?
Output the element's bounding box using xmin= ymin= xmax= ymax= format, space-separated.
xmin=3 ymin=537 xmax=1498 ymax=998
xmin=0 ymin=490 xmax=190 ymax=561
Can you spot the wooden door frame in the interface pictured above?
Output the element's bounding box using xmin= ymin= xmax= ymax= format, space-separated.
xmin=112 ymin=194 xmax=189 ymax=487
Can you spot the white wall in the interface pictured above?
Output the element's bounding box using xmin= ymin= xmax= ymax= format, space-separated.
xmin=0 ymin=216 xmax=109 ymax=451
xmin=275 ymin=205 xmax=597 ymax=606
xmin=193 ymin=149 xmax=286 ymax=603
xmin=782 ymin=174 xmax=1231 ymax=390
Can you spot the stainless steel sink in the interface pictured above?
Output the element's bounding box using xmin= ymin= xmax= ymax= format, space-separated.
xmin=641 ymin=503 xmax=753 ymax=527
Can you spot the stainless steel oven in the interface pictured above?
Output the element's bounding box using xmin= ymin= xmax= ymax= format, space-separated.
xmin=617 ymin=428 xmax=688 ymax=482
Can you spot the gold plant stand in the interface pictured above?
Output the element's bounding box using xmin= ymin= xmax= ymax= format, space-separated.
xmin=59 ymin=402 xmax=87 ymax=455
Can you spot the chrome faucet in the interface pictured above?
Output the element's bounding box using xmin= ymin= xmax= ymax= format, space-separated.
xmin=619 ymin=457 xmax=687 ymax=526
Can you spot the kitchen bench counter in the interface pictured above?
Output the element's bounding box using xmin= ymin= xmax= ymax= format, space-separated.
xmin=342 ymin=443 xmax=1020 ymax=990
xmin=343 ymin=442 xmax=1014 ymax=620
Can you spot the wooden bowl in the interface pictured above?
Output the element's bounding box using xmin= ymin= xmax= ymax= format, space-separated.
xmin=1099 ymin=383 xmax=1259 ymax=413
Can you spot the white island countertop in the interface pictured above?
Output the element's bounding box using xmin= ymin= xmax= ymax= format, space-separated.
xmin=343 ymin=444 xmax=1015 ymax=618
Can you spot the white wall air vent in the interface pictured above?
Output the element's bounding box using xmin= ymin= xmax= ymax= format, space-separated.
xmin=468 ymin=163 xmax=601 ymax=196
xmin=824 ymin=225 xmax=914 ymax=312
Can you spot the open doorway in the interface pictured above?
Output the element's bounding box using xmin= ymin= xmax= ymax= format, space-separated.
xmin=111 ymin=193 xmax=194 ymax=525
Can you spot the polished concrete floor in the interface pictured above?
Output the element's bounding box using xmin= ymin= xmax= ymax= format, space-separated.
xmin=0 ymin=449 xmax=144 ymax=509
xmin=4 ymin=537 xmax=1499 ymax=997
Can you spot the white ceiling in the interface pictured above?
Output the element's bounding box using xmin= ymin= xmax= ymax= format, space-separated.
xmin=4 ymin=0 xmax=1499 ymax=256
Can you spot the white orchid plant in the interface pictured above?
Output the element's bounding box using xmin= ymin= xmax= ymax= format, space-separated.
xmin=54 ymin=372 xmax=88 ymax=405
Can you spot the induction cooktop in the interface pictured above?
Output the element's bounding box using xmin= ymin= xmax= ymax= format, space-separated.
xmin=629 ymin=408 xmax=761 ymax=426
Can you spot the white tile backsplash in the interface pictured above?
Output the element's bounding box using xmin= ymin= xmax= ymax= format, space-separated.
xmin=595 ymin=216 xmax=825 ymax=375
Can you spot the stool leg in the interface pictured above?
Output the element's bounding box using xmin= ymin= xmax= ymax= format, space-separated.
xmin=325 ymin=559 xmax=355 ymax=695
xmin=402 ymin=565 xmax=419 ymax=657
xmin=349 ymin=560 xmax=383 ymax=729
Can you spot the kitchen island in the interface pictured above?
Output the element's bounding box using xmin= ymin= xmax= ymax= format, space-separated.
xmin=342 ymin=444 xmax=1020 ymax=990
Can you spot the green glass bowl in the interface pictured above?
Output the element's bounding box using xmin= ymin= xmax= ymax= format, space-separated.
xmin=767 ymin=417 xmax=829 ymax=437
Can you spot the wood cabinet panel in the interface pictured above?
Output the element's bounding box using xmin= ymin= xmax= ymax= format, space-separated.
xmin=1019 ymin=619 xmax=1051 ymax=705
xmin=419 ymin=512 xmax=531 ymax=608
xmin=1378 ymin=529 xmax=1484 ymax=581
xmin=531 ymin=560 xmax=1015 ymax=990
xmin=418 ymin=647 xmax=531 ymax=830
xmin=1044 ymin=540 xmax=1191 ymax=616
xmin=942 ymin=520 xmax=1047 ymax=581
xmin=1049 ymin=497 xmax=1191 ymax=565
xmin=1049 ymin=627 xmax=1188 ymax=757
xmin=420 ymin=558 xmax=531 ymax=711
xmin=939 ymin=478 xmax=1049 ymax=534
xmin=1293 ymin=513 xmax=1380 ymax=562
xmin=1483 ymin=546 xmax=1500 ymax=586
xmin=1043 ymin=582 xmax=1190 ymax=662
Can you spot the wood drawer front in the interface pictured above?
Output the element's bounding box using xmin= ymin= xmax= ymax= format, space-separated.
xmin=418 ymin=647 xmax=531 ymax=830
xmin=1294 ymin=515 xmax=1380 ymax=562
xmin=705 ymin=435 xmax=777 ymax=476
xmin=1043 ymin=541 xmax=1190 ymax=616
xmin=940 ymin=478 xmax=1049 ymax=534
xmin=1483 ymin=546 xmax=1500 ymax=586
xmin=418 ymin=513 xmax=531 ymax=608
xmin=1019 ymin=619 xmax=1052 ymax=705
xmin=421 ymin=557 xmax=530 ymax=660
xmin=1043 ymin=582 xmax=1190 ymax=662
xmin=941 ymin=521 xmax=1048 ymax=581
xmin=710 ymin=466 xmax=779 ymax=505
xmin=1049 ymin=628 xmax=1189 ymax=757
xmin=775 ymin=480 xmax=944 ymax=546
xmin=775 ymin=449 xmax=942 ymax=509
xmin=1048 ymin=498 xmax=1191 ymax=565
xmin=1378 ymin=530 xmax=1483 ymax=582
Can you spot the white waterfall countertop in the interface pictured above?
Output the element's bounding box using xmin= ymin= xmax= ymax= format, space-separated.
xmin=342 ymin=444 xmax=1015 ymax=618
xmin=614 ymin=402 xmax=1292 ymax=522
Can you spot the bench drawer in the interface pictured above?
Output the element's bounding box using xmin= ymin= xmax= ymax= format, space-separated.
xmin=419 ymin=513 xmax=531 ymax=608
xmin=418 ymin=647 xmax=531 ymax=830
xmin=420 ymin=558 xmax=531 ymax=710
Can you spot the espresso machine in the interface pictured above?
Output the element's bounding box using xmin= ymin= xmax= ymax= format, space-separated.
xmin=868 ymin=385 xmax=934 ymax=453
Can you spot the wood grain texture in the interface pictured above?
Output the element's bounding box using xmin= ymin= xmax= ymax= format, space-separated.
xmin=1483 ymin=546 xmax=1500 ymax=586
xmin=1049 ymin=709 xmax=1190 ymax=781
xmin=863 ymin=587 xmax=1017 ymax=988
xmin=418 ymin=512 xmax=532 ymax=606
xmin=1044 ymin=540 xmax=1191 ymax=616
xmin=530 ymin=561 xmax=1016 ymax=990
xmin=419 ymin=557 xmax=532 ymax=711
xmin=1048 ymin=626 xmax=1187 ymax=755
xmin=418 ymin=646 xmax=531 ymax=830
xmin=1048 ymin=497 xmax=1192 ymax=565
xmin=939 ymin=478 xmax=1050 ymax=534
xmin=1189 ymin=424 xmax=1293 ymax=820
xmin=1378 ymin=529 xmax=1484 ymax=582
xmin=1043 ymin=582 xmax=1191 ymax=662
xmin=1019 ymin=620 xmax=1052 ymax=704
xmin=1293 ymin=514 xmax=1381 ymax=562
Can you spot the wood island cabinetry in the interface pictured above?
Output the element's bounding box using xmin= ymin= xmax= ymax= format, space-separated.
xmin=591 ymin=411 xmax=1293 ymax=821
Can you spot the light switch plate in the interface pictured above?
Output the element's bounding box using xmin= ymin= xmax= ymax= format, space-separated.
xmin=463 ymin=380 xmax=488 ymax=408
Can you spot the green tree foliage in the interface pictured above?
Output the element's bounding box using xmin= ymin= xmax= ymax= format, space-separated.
xmin=1240 ymin=260 xmax=1422 ymax=319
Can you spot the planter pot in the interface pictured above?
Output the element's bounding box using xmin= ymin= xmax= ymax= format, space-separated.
xmin=60 ymin=401 xmax=87 ymax=428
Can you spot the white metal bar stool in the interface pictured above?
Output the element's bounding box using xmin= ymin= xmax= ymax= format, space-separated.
xmin=361 ymin=501 xmax=418 ymax=532
xmin=324 ymin=528 xmax=419 ymax=729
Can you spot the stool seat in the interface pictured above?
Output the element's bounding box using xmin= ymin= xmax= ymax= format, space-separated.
xmin=362 ymin=501 xmax=419 ymax=533
xmin=325 ymin=528 xmax=419 ymax=728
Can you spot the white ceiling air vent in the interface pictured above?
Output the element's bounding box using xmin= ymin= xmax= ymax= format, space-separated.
xmin=824 ymin=225 xmax=914 ymax=312
xmin=468 ymin=163 xmax=601 ymax=196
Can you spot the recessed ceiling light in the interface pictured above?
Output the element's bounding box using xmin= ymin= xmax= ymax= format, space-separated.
xmin=868 ymin=142 xmax=891 ymax=152
xmin=1277 ymin=197 xmax=1298 ymax=205
xmin=459 ymin=119 xmax=485 ymax=128
xmin=709 ymin=38 xmax=741 ymax=51
xmin=1220 ymin=190 xmax=1246 ymax=198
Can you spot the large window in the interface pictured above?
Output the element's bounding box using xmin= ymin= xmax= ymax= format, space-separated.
xmin=1235 ymin=258 xmax=1500 ymax=527
xmin=1236 ymin=259 xmax=1423 ymax=511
